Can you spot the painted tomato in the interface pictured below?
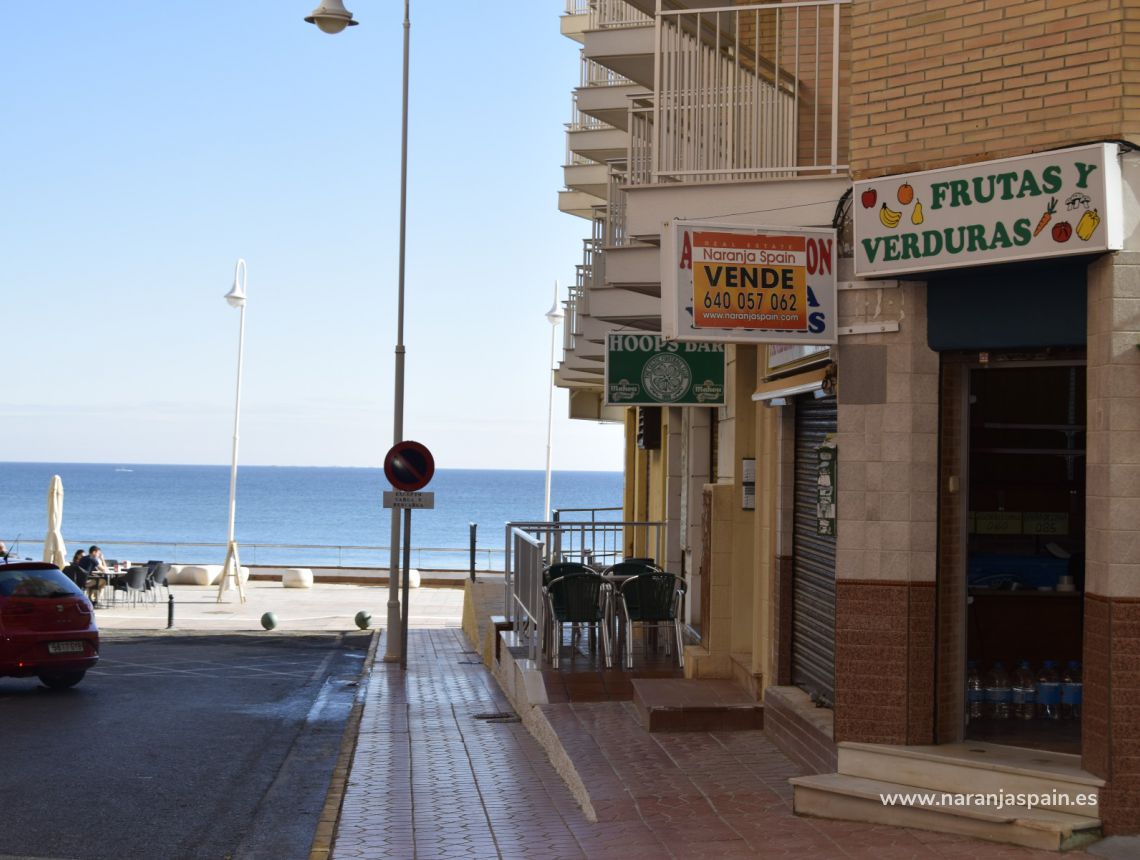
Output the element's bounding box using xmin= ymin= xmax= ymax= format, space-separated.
xmin=1052 ymin=221 xmax=1073 ymax=242
xmin=861 ymin=189 xmax=877 ymax=209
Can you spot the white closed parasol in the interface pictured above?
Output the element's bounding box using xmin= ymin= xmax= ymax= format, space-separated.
xmin=43 ymin=474 xmax=67 ymax=568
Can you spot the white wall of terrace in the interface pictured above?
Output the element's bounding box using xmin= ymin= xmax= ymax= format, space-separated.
xmin=603 ymin=243 xmax=659 ymax=291
xmin=625 ymin=175 xmax=849 ymax=242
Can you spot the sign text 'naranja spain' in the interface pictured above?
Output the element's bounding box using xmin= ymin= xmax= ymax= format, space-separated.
xmin=853 ymin=143 xmax=1123 ymax=277
xmin=661 ymin=221 xmax=838 ymax=345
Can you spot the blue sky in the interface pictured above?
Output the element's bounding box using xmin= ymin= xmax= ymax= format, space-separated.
xmin=1 ymin=1 xmax=623 ymax=470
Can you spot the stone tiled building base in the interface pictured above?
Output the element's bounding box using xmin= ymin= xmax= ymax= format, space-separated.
xmin=1085 ymin=593 xmax=1140 ymax=835
xmin=834 ymin=579 xmax=936 ymax=746
xmin=764 ymin=685 xmax=837 ymax=775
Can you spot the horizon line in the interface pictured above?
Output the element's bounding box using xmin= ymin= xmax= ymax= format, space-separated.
xmin=0 ymin=459 xmax=623 ymax=474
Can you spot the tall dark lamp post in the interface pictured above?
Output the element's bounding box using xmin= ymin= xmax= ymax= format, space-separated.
xmin=306 ymin=0 xmax=410 ymax=662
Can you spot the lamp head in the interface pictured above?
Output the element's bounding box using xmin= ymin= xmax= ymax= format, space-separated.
xmin=545 ymin=299 xmax=564 ymax=326
xmin=305 ymin=0 xmax=358 ymax=33
xmin=225 ymin=258 xmax=247 ymax=309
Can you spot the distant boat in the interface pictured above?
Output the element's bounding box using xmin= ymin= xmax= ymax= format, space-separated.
xmin=114 ymin=468 xmax=133 ymax=473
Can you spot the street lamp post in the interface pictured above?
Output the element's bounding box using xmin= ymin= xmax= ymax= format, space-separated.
xmin=219 ymin=258 xmax=248 ymax=604
xmin=544 ymin=283 xmax=563 ymax=521
xmin=306 ymin=0 xmax=410 ymax=662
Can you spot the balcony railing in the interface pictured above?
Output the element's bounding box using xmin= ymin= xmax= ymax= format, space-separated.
xmin=581 ymin=56 xmax=633 ymax=88
xmin=655 ymin=0 xmax=849 ymax=182
xmin=565 ymin=0 xmax=653 ymax=30
xmin=567 ymin=94 xmax=612 ymax=133
xmin=565 ymin=278 xmax=585 ymax=352
xmin=605 ymin=167 xmax=627 ymax=247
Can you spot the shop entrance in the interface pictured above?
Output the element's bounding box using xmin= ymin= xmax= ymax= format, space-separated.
xmin=963 ymin=360 xmax=1085 ymax=753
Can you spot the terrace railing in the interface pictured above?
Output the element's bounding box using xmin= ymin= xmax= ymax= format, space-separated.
xmin=504 ymin=517 xmax=667 ymax=660
xmin=654 ymin=0 xmax=849 ymax=182
xmin=15 ymin=539 xmax=503 ymax=572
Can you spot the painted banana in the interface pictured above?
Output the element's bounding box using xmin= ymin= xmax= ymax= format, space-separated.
xmin=911 ymin=201 xmax=924 ymax=225
xmin=879 ymin=203 xmax=902 ymax=228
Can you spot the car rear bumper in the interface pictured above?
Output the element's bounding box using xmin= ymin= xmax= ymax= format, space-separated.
xmin=0 ymin=633 xmax=100 ymax=677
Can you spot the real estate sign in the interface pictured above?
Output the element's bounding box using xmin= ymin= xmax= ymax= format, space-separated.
xmin=604 ymin=333 xmax=725 ymax=406
xmin=661 ymin=221 xmax=838 ymax=345
xmin=853 ymin=142 xmax=1123 ymax=277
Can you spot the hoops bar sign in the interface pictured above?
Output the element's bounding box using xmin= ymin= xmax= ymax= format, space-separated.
xmin=662 ymin=220 xmax=838 ymax=345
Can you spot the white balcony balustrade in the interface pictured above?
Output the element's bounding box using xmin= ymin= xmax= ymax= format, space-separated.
xmin=654 ymin=1 xmax=849 ymax=183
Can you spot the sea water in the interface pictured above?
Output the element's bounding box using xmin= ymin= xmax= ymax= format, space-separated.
xmin=0 ymin=462 xmax=623 ymax=570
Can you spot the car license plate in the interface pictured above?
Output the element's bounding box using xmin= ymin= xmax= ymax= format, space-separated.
xmin=48 ymin=641 xmax=85 ymax=654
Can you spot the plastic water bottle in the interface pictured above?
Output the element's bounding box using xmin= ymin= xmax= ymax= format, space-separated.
xmin=1061 ymin=661 xmax=1082 ymax=720
xmin=967 ymin=660 xmax=984 ymax=722
xmin=985 ymin=661 xmax=1011 ymax=720
xmin=1012 ymin=660 xmax=1037 ymax=720
xmin=1037 ymin=660 xmax=1061 ymax=720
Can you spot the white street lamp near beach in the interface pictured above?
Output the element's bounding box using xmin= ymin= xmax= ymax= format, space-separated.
xmin=218 ymin=259 xmax=248 ymax=604
xmin=544 ymin=283 xmax=563 ymax=521
xmin=306 ymin=0 xmax=410 ymax=663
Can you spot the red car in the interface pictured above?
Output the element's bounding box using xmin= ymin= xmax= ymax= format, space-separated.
xmin=0 ymin=561 xmax=99 ymax=689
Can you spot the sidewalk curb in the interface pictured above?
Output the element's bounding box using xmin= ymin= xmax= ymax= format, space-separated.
xmin=308 ymin=627 xmax=382 ymax=860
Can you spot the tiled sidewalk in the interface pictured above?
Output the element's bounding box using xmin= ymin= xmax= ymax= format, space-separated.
xmin=332 ymin=629 xmax=1090 ymax=859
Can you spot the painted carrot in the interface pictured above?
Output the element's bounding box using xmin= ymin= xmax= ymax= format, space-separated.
xmin=1034 ymin=197 xmax=1058 ymax=236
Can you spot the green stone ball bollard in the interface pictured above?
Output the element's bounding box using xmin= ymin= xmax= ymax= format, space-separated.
xmin=261 ymin=612 xmax=278 ymax=631
xmin=354 ymin=611 xmax=372 ymax=630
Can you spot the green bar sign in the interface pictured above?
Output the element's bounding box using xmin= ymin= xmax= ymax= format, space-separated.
xmin=605 ymin=333 xmax=725 ymax=406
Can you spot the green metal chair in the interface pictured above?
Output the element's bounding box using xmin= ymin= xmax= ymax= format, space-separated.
xmin=542 ymin=572 xmax=612 ymax=669
xmin=615 ymin=572 xmax=686 ymax=669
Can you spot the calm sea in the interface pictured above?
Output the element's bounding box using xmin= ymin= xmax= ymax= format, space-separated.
xmin=0 ymin=462 xmax=623 ymax=570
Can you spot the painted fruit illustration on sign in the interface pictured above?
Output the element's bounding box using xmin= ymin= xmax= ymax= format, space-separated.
xmin=1076 ymin=209 xmax=1101 ymax=241
xmin=897 ymin=183 xmax=914 ymax=205
xmin=861 ymin=188 xmax=877 ymax=208
xmin=879 ymin=203 xmax=901 ymax=228
xmin=911 ymin=201 xmax=924 ymax=225
xmin=1052 ymin=221 xmax=1072 ymax=243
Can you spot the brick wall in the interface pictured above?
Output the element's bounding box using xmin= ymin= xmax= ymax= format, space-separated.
xmin=851 ymin=0 xmax=1136 ymax=178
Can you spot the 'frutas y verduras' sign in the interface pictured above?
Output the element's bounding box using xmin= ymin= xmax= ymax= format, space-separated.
xmin=605 ymin=334 xmax=725 ymax=406
xmin=854 ymin=143 xmax=1123 ymax=277
xmin=662 ymin=221 xmax=838 ymax=345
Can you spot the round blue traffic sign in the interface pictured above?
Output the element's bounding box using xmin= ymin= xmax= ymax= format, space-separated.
xmin=384 ymin=440 xmax=435 ymax=491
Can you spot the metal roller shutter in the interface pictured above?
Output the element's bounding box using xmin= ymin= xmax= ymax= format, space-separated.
xmin=791 ymin=394 xmax=838 ymax=705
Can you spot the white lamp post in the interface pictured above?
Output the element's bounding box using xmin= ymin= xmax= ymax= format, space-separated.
xmin=219 ymin=258 xmax=248 ymax=603
xmin=544 ymin=282 xmax=564 ymax=521
xmin=307 ymin=0 xmax=410 ymax=663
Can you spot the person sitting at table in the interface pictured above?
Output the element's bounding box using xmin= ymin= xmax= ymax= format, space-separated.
xmin=63 ymin=549 xmax=87 ymax=586
xmin=79 ymin=545 xmax=110 ymax=606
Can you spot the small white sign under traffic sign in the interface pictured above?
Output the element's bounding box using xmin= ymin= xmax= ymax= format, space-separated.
xmin=383 ymin=491 xmax=435 ymax=510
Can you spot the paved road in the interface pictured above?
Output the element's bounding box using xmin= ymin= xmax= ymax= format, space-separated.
xmin=0 ymin=631 xmax=371 ymax=860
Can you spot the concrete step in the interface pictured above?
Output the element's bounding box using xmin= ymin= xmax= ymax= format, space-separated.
xmin=838 ymin=741 xmax=1103 ymax=814
xmin=792 ymin=773 xmax=1102 ymax=852
xmin=631 ymin=678 xmax=763 ymax=732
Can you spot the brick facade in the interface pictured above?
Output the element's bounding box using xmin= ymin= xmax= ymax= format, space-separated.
xmin=850 ymin=0 xmax=1139 ymax=179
